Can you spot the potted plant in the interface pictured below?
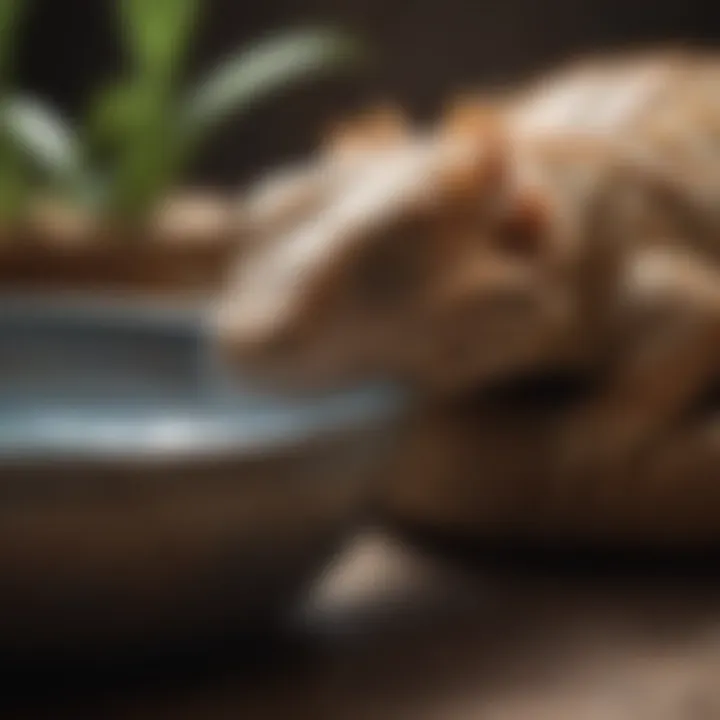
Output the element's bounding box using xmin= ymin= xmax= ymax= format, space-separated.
xmin=0 ymin=0 xmax=367 ymax=296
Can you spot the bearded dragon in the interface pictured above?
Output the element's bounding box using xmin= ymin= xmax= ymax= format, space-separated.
xmin=215 ymin=48 xmax=720 ymax=481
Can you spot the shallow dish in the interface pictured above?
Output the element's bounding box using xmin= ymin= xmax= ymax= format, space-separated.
xmin=0 ymin=292 xmax=406 ymax=655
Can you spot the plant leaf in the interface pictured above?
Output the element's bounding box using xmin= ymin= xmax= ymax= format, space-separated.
xmin=85 ymin=80 xmax=187 ymax=220
xmin=1 ymin=95 xmax=93 ymax=198
xmin=119 ymin=0 xmax=201 ymax=81
xmin=0 ymin=146 xmax=29 ymax=223
xmin=91 ymin=0 xmax=203 ymax=221
xmin=101 ymin=123 xmax=185 ymax=221
xmin=85 ymin=80 xmax=156 ymax=151
xmin=180 ymin=27 xmax=368 ymax=142
xmin=0 ymin=0 xmax=29 ymax=87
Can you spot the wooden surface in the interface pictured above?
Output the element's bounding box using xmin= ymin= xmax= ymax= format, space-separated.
xmin=8 ymin=527 xmax=720 ymax=720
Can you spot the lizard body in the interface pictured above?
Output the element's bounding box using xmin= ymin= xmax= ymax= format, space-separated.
xmin=216 ymin=48 xmax=720 ymax=479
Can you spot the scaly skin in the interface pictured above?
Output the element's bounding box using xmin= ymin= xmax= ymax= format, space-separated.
xmin=216 ymin=48 xmax=720 ymax=483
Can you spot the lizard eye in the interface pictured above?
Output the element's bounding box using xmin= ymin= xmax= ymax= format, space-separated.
xmin=352 ymin=215 xmax=431 ymax=306
xmin=356 ymin=246 xmax=407 ymax=300
xmin=262 ymin=329 xmax=298 ymax=357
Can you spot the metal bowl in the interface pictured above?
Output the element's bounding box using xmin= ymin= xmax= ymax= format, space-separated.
xmin=0 ymin=293 xmax=407 ymax=656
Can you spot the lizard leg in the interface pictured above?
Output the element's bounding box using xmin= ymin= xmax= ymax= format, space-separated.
xmin=558 ymin=245 xmax=720 ymax=484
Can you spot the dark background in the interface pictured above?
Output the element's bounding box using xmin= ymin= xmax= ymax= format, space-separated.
xmin=16 ymin=0 xmax=720 ymax=187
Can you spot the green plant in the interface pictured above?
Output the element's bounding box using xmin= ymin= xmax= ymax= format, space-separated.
xmin=4 ymin=0 xmax=368 ymax=228
xmin=0 ymin=0 xmax=30 ymax=222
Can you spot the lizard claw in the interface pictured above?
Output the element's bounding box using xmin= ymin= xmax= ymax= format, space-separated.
xmin=556 ymin=409 xmax=649 ymax=491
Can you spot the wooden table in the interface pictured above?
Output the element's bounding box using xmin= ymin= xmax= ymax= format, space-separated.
xmin=7 ymin=526 xmax=720 ymax=720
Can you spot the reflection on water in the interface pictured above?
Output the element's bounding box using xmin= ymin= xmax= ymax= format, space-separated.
xmin=0 ymin=295 xmax=406 ymax=458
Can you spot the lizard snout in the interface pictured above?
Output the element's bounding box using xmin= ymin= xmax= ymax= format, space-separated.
xmin=213 ymin=296 xmax=301 ymax=371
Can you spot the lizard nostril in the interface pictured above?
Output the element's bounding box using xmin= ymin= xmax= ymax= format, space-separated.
xmin=216 ymin=312 xmax=299 ymax=365
xmin=259 ymin=328 xmax=298 ymax=358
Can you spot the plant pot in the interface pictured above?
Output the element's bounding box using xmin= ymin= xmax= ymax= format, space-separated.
xmin=0 ymin=191 xmax=244 ymax=297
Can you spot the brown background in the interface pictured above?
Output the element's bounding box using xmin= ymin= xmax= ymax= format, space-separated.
xmin=16 ymin=0 xmax=720 ymax=187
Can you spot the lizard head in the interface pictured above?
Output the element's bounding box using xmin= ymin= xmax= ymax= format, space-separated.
xmin=215 ymin=103 xmax=573 ymax=395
